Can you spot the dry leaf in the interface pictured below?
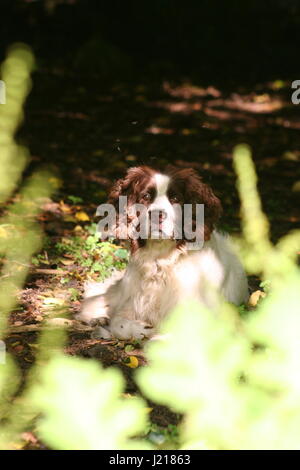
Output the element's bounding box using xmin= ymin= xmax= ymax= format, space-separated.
xmin=75 ymin=211 xmax=90 ymax=222
xmin=126 ymin=356 xmax=139 ymax=368
xmin=59 ymin=257 xmax=74 ymax=266
xmin=248 ymin=290 xmax=266 ymax=307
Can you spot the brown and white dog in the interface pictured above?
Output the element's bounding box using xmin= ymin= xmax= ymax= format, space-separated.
xmin=77 ymin=166 xmax=249 ymax=339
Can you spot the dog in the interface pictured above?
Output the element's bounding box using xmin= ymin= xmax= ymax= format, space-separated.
xmin=77 ymin=166 xmax=249 ymax=339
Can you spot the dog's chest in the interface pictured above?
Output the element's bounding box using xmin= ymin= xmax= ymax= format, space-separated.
xmin=127 ymin=247 xmax=220 ymax=322
xmin=127 ymin=255 xmax=180 ymax=324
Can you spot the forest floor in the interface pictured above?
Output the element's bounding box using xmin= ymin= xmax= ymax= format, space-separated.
xmin=3 ymin=68 xmax=300 ymax=448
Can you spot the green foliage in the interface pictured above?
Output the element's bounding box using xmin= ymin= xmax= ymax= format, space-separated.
xmin=145 ymin=423 xmax=180 ymax=448
xmin=0 ymin=44 xmax=53 ymax=333
xmin=135 ymin=145 xmax=300 ymax=450
xmin=137 ymin=301 xmax=249 ymax=449
xmin=68 ymin=287 xmax=80 ymax=301
xmin=0 ymin=45 xmax=54 ymax=449
xmin=29 ymin=355 xmax=150 ymax=450
xmin=1 ymin=45 xmax=300 ymax=450
xmin=67 ymin=195 xmax=83 ymax=204
xmin=54 ymin=223 xmax=128 ymax=277
xmin=233 ymin=145 xmax=300 ymax=283
xmin=0 ymin=44 xmax=33 ymax=202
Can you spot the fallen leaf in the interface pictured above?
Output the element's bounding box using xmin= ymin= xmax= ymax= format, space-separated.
xmin=0 ymin=226 xmax=9 ymax=238
xmin=125 ymin=356 xmax=139 ymax=368
xmin=248 ymin=290 xmax=266 ymax=307
xmin=75 ymin=211 xmax=90 ymax=222
xmin=59 ymin=201 xmax=71 ymax=213
xmin=59 ymin=257 xmax=74 ymax=266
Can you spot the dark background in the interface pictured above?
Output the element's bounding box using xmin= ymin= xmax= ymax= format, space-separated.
xmin=1 ymin=0 xmax=300 ymax=85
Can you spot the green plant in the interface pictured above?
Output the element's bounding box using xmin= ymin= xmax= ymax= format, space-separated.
xmin=54 ymin=223 xmax=128 ymax=277
xmin=135 ymin=145 xmax=300 ymax=450
xmin=67 ymin=195 xmax=83 ymax=204
xmin=26 ymin=145 xmax=300 ymax=450
xmin=0 ymin=44 xmax=54 ymax=448
xmin=29 ymin=355 xmax=150 ymax=450
xmin=1 ymin=43 xmax=300 ymax=450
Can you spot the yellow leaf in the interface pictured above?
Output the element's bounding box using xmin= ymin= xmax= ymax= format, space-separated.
xmin=126 ymin=356 xmax=139 ymax=368
xmin=75 ymin=211 xmax=90 ymax=222
xmin=248 ymin=290 xmax=266 ymax=307
xmin=144 ymin=407 xmax=153 ymax=413
xmin=0 ymin=225 xmax=9 ymax=238
xmin=59 ymin=201 xmax=71 ymax=213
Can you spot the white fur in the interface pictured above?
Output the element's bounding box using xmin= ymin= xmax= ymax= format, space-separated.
xmin=77 ymin=231 xmax=249 ymax=340
xmin=148 ymin=173 xmax=175 ymax=238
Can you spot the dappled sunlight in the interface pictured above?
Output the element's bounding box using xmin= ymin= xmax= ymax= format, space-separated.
xmin=150 ymin=100 xmax=203 ymax=114
xmin=145 ymin=125 xmax=175 ymax=135
xmin=163 ymin=81 xmax=221 ymax=99
xmin=144 ymin=79 xmax=298 ymax=146
xmin=205 ymin=94 xmax=284 ymax=114
xmin=268 ymin=116 xmax=300 ymax=130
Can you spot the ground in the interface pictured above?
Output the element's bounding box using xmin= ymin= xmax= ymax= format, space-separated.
xmin=3 ymin=69 xmax=300 ymax=448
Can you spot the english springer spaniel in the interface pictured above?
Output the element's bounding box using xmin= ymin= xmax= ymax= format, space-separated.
xmin=77 ymin=166 xmax=249 ymax=339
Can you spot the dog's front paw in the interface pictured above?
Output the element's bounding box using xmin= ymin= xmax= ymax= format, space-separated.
xmin=130 ymin=321 xmax=155 ymax=340
xmin=75 ymin=295 xmax=109 ymax=325
xmin=109 ymin=316 xmax=155 ymax=340
xmin=91 ymin=325 xmax=112 ymax=340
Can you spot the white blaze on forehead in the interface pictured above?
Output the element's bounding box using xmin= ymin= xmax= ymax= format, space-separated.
xmin=150 ymin=173 xmax=175 ymax=238
xmin=154 ymin=173 xmax=170 ymax=197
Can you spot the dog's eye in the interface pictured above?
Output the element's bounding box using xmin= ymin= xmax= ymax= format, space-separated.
xmin=170 ymin=196 xmax=179 ymax=204
xmin=142 ymin=192 xmax=151 ymax=201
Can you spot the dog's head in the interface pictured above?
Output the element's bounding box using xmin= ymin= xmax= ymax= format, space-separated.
xmin=98 ymin=165 xmax=222 ymax=251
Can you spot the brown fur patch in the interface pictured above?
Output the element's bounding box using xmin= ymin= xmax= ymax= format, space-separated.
xmin=104 ymin=165 xmax=222 ymax=250
xmin=166 ymin=166 xmax=222 ymax=241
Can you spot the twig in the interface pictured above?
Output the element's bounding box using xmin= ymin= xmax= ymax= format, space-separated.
xmin=32 ymin=268 xmax=68 ymax=275
xmin=7 ymin=318 xmax=92 ymax=333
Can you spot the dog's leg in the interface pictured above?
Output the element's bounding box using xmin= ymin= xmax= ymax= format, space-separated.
xmin=76 ymin=294 xmax=110 ymax=325
xmin=76 ymin=272 xmax=125 ymax=325
xmin=110 ymin=315 xmax=155 ymax=340
xmin=92 ymin=315 xmax=155 ymax=340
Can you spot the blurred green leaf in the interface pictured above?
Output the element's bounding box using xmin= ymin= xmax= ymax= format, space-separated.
xmin=31 ymin=355 xmax=150 ymax=450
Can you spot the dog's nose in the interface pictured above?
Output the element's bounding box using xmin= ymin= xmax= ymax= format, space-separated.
xmin=149 ymin=209 xmax=167 ymax=222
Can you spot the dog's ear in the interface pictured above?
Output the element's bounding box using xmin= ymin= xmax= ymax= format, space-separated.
xmin=105 ymin=166 xmax=154 ymax=243
xmin=169 ymin=168 xmax=222 ymax=241
xmin=186 ymin=169 xmax=222 ymax=240
xmin=107 ymin=166 xmax=154 ymax=206
xmin=105 ymin=169 xmax=138 ymax=241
